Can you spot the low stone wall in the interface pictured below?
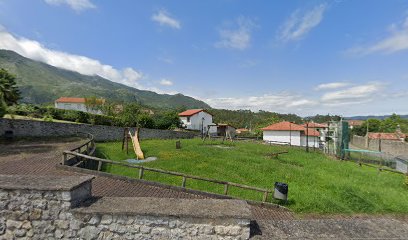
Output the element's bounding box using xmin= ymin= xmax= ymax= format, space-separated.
xmin=0 ymin=118 xmax=196 ymax=141
xmin=0 ymin=175 xmax=251 ymax=239
xmin=351 ymin=135 xmax=408 ymax=156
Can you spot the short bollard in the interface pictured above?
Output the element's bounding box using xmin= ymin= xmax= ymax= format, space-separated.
xmin=176 ymin=140 xmax=181 ymax=149
xmin=273 ymin=182 xmax=288 ymax=201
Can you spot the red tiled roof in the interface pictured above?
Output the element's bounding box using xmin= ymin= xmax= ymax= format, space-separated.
xmin=55 ymin=97 xmax=86 ymax=103
xmin=262 ymin=121 xmax=320 ymax=137
xmin=301 ymin=122 xmax=327 ymax=128
xmin=303 ymin=128 xmax=320 ymax=137
xmin=262 ymin=121 xmax=305 ymax=131
xmin=347 ymin=120 xmax=364 ymax=126
xmin=178 ymin=109 xmax=212 ymax=117
xmin=368 ymin=132 xmax=406 ymax=140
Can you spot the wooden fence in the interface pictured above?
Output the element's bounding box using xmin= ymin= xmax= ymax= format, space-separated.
xmin=62 ymin=150 xmax=273 ymax=202
xmin=62 ymin=132 xmax=95 ymax=165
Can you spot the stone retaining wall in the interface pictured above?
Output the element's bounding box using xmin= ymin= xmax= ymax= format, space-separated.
xmin=351 ymin=135 xmax=408 ymax=156
xmin=0 ymin=175 xmax=251 ymax=239
xmin=0 ymin=118 xmax=196 ymax=141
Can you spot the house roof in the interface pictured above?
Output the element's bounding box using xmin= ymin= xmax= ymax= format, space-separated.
xmin=262 ymin=121 xmax=320 ymax=136
xmin=55 ymin=97 xmax=86 ymax=103
xmin=262 ymin=121 xmax=305 ymax=131
xmin=368 ymin=132 xmax=406 ymax=140
xmin=303 ymin=129 xmax=320 ymax=137
xmin=346 ymin=120 xmax=364 ymax=126
xmin=301 ymin=122 xmax=327 ymax=128
xmin=178 ymin=109 xmax=212 ymax=117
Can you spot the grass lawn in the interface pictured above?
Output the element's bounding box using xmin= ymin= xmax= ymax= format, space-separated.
xmin=95 ymin=138 xmax=408 ymax=214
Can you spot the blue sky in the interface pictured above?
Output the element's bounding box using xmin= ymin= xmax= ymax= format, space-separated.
xmin=0 ymin=0 xmax=408 ymax=116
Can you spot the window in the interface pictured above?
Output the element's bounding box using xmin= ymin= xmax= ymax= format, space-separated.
xmin=187 ymin=117 xmax=190 ymax=122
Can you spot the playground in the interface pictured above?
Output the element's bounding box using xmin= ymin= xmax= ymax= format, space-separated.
xmin=95 ymin=138 xmax=408 ymax=214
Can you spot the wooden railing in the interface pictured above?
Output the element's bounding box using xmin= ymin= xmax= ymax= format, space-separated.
xmin=62 ymin=150 xmax=273 ymax=202
xmin=61 ymin=132 xmax=95 ymax=165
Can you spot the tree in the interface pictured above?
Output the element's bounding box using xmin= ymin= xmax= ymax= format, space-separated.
xmin=153 ymin=110 xmax=181 ymax=130
xmin=119 ymin=103 xmax=141 ymax=127
xmin=0 ymin=68 xmax=20 ymax=106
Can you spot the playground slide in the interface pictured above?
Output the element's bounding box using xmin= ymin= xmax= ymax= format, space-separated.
xmin=130 ymin=129 xmax=145 ymax=160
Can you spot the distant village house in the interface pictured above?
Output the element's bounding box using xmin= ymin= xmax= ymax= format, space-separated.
xmin=346 ymin=120 xmax=364 ymax=129
xmin=262 ymin=121 xmax=320 ymax=147
xmin=178 ymin=109 xmax=216 ymax=134
xmin=55 ymin=97 xmax=104 ymax=115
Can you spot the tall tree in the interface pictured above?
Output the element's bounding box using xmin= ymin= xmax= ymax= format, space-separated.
xmin=0 ymin=68 xmax=20 ymax=106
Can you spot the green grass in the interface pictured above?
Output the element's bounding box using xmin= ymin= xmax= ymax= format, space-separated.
xmin=95 ymin=139 xmax=408 ymax=214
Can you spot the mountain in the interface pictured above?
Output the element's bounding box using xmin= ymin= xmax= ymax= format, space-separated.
xmin=344 ymin=115 xmax=408 ymax=120
xmin=0 ymin=50 xmax=210 ymax=109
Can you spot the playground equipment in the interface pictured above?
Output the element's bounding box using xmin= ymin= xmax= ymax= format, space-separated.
xmin=122 ymin=127 xmax=145 ymax=160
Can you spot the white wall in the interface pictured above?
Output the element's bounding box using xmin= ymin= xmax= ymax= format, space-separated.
xmin=55 ymin=102 xmax=102 ymax=115
xmin=180 ymin=111 xmax=215 ymax=133
xmin=301 ymin=135 xmax=320 ymax=148
xmin=263 ymin=130 xmax=301 ymax=146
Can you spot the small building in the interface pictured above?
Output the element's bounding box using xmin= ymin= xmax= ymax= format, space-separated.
xmin=262 ymin=121 xmax=320 ymax=147
xmin=346 ymin=120 xmax=364 ymax=129
xmin=178 ymin=109 xmax=215 ymax=134
xmin=55 ymin=97 xmax=104 ymax=115
xmin=216 ymin=124 xmax=236 ymax=138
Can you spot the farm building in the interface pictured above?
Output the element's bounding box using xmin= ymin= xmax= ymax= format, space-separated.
xmin=262 ymin=121 xmax=320 ymax=147
xmin=215 ymin=124 xmax=236 ymax=138
xmin=178 ymin=109 xmax=216 ymax=134
xmin=55 ymin=97 xmax=104 ymax=115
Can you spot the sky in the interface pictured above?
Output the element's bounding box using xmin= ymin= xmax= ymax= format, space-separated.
xmin=0 ymin=0 xmax=408 ymax=117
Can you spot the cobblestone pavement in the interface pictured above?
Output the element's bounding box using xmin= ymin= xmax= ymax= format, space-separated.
xmin=2 ymin=138 xmax=408 ymax=239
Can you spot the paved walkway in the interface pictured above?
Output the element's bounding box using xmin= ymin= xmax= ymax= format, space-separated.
xmin=1 ymin=138 xmax=408 ymax=239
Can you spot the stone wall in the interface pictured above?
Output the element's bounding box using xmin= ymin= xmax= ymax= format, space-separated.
xmin=351 ymin=135 xmax=408 ymax=156
xmin=0 ymin=118 xmax=196 ymax=141
xmin=0 ymin=175 xmax=251 ymax=239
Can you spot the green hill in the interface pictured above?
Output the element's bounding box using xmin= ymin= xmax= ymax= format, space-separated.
xmin=0 ymin=50 xmax=210 ymax=109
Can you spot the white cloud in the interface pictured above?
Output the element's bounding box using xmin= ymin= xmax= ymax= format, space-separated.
xmin=0 ymin=28 xmax=144 ymax=89
xmin=320 ymin=83 xmax=384 ymax=106
xmin=315 ymin=82 xmax=350 ymax=90
xmin=159 ymin=79 xmax=173 ymax=86
xmin=215 ymin=17 xmax=256 ymax=50
xmin=279 ymin=3 xmax=327 ymax=42
xmin=206 ymin=92 xmax=318 ymax=113
xmin=151 ymin=9 xmax=181 ymax=29
xmin=44 ymin=0 xmax=96 ymax=12
xmin=347 ymin=16 xmax=408 ymax=55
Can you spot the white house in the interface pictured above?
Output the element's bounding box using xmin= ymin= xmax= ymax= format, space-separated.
xmin=302 ymin=122 xmax=328 ymax=142
xmin=262 ymin=121 xmax=320 ymax=147
xmin=55 ymin=97 xmax=104 ymax=115
xmin=179 ymin=109 xmax=215 ymax=134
